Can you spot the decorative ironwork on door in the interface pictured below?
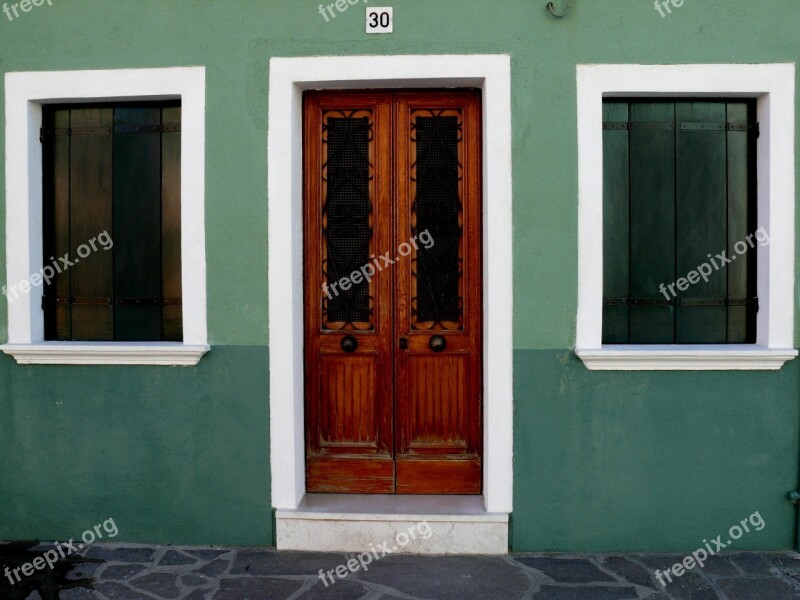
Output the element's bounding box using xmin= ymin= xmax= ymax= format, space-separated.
xmin=410 ymin=110 xmax=464 ymax=331
xmin=322 ymin=110 xmax=375 ymax=331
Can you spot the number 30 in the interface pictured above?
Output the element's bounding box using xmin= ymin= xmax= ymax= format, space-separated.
xmin=369 ymin=11 xmax=390 ymax=28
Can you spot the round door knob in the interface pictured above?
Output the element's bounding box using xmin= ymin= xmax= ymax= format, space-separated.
xmin=429 ymin=335 xmax=447 ymax=352
xmin=341 ymin=335 xmax=358 ymax=353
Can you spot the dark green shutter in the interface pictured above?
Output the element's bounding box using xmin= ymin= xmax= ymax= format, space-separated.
xmin=602 ymin=100 xmax=757 ymax=344
xmin=628 ymin=103 xmax=676 ymax=343
xmin=601 ymin=102 xmax=630 ymax=343
xmin=42 ymin=103 xmax=182 ymax=342
xmin=725 ymin=103 xmax=758 ymax=343
xmin=161 ymin=107 xmax=183 ymax=342
xmin=66 ymin=107 xmax=115 ymax=340
xmin=113 ymin=107 xmax=163 ymax=341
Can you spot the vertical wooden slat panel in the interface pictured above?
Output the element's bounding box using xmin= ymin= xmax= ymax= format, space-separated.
xmin=161 ymin=106 xmax=183 ymax=341
xmin=52 ymin=110 xmax=72 ymax=339
xmin=345 ymin=361 xmax=353 ymax=442
xmin=675 ymin=102 xmax=727 ymax=343
xmin=726 ymin=102 xmax=754 ymax=343
xmin=43 ymin=109 xmax=73 ymax=340
xmin=317 ymin=358 xmax=377 ymax=444
xmin=629 ymin=103 xmax=675 ymax=343
xmin=69 ymin=108 xmax=114 ymax=340
xmin=409 ymin=356 xmax=470 ymax=445
xmin=744 ymin=102 xmax=759 ymax=343
xmin=113 ymin=107 xmax=162 ymax=341
xmin=42 ymin=108 xmax=56 ymax=338
xmin=602 ymin=102 xmax=630 ymax=343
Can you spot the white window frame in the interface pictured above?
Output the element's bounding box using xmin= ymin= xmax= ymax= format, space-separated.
xmin=2 ymin=67 xmax=209 ymax=365
xmin=268 ymin=54 xmax=513 ymax=517
xmin=576 ymin=64 xmax=797 ymax=371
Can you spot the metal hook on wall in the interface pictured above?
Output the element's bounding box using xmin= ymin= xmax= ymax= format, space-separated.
xmin=546 ymin=0 xmax=572 ymax=18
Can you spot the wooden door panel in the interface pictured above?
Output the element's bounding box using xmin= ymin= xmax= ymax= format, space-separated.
xmin=394 ymin=91 xmax=483 ymax=494
xmin=396 ymin=459 xmax=481 ymax=495
xmin=318 ymin=355 xmax=378 ymax=448
xmin=304 ymin=93 xmax=394 ymax=493
xmin=406 ymin=354 xmax=468 ymax=449
xmin=307 ymin=458 xmax=395 ymax=494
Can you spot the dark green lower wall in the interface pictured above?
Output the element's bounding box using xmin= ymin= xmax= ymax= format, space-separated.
xmin=2 ymin=345 xmax=798 ymax=552
xmin=0 ymin=346 xmax=271 ymax=546
xmin=512 ymin=349 xmax=800 ymax=552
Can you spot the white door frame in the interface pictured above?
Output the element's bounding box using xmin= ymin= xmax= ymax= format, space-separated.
xmin=267 ymin=54 xmax=513 ymax=515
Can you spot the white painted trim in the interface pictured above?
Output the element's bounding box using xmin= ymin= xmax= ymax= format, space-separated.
xmin=1 ymin=343 xmax=210 ymax=366
xmin=268 ymin=55 xmax=513 ymax=518
xmin=576 ymin=63 xmax=797 ymax=370
xmin=577 ymin=345 xmax=798 ymax=371
xmin=2 ymin=67 xmax=208 ymax=365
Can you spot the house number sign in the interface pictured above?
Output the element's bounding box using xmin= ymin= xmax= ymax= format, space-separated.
xmin=366 ymin=7 xmax=393 ymax=33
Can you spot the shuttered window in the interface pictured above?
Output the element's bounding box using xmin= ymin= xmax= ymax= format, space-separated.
xmin=41 ymin=102 xmax=182 ymax=341
xmin=602 ymin=100 xmax=758 ymax=344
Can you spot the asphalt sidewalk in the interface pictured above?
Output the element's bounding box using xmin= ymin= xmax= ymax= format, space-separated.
xmin=2 ymin=542 xmax=800 ymax=599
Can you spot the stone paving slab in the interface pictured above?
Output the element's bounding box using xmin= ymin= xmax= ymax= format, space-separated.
xmin=2 ymin=542 xmax=800 ymax=599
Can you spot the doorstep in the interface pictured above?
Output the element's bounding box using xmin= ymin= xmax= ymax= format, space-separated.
xmin=275 ymin=494 xmax=509 ymax=555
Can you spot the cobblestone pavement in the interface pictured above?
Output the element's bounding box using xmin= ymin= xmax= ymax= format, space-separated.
xmin=2 ymin=543 xmax=800 ymax=599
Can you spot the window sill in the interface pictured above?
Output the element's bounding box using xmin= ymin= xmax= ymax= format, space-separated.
xmin=0 ymin=342 xmax=210 ymax=366
xmin=576 ymin=345 xmax=798 ymax=371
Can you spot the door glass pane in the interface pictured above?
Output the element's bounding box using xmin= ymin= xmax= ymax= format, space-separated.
xmin=410 ymin=111 xmax=463 ymax=331
xmin=322 ymin=111 xmax=374 ymax=330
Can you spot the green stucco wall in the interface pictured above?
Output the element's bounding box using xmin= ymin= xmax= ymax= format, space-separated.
xmin=0 ymin=347 xmax=270 ymax=546
xmin=513 ymin=351 xmax=800 ymax=551
xmin=0 ymin=0 xmax=798 ymax=551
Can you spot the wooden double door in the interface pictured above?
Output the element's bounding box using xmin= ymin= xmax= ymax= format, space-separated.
xmin=303 ymin=90 xmax=482 ymax=494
